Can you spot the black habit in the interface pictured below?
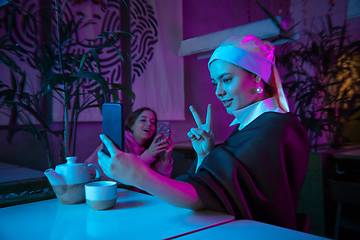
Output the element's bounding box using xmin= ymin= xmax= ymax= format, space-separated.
xmin=176 ymin=112 xmax=309 ymax=230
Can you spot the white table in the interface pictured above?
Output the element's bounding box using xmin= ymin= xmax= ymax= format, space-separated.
xmin=176 ymin=220 xmax=331 ymax=240
xmin=0 ymin=189 xmax=234 ymax=240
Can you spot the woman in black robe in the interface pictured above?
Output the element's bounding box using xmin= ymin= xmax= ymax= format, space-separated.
xmin=97 ymin=34 xmax=309 ymax=230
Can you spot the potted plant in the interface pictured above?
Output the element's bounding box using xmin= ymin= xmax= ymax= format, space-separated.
xmin=0 ymin=0 xmax=135 ymax=168
xmin=257 ymin=1 xmax=360 ymax=150
xmin=277 ymin=17 xmax=360 ymax=150
xmin=257 ymin=5 xmax=360 ymax=236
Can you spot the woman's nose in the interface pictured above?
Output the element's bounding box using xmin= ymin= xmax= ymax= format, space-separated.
xmin=146 ymin=120 xmax=154 ymax=128
xmin=216 ymin=85 xmax=225 ymax=97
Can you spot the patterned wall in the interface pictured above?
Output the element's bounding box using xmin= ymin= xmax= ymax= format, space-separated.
xmin=0 ymin=0 xmax=164 ymax=122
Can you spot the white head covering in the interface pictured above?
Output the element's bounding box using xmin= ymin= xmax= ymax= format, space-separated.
xmin=208 ymin=34 xmax=290 ymax=112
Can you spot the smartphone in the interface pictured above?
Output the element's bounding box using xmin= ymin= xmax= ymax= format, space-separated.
xmin=102 ymin=103 xmax=125 ymax=156
xmin=157 ymin=121 xmax=171 ymax=142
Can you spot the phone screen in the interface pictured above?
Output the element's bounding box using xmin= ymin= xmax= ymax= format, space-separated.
xmin=157 ymin=121 xmax=171 ymax=142
xmin=102 ymin=103 xmax=125 ymax=155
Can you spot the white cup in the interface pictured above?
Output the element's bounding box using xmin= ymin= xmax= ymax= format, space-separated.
xmin=85 ymin=181 xmax=117 ymax=210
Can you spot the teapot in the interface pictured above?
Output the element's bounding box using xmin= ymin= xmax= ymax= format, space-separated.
xmin=44 ymin=156 xmax=101 ymax=205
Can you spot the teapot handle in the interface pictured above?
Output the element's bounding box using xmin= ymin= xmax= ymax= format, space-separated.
xmin=87 ymin=163 xmax=101 ymax=181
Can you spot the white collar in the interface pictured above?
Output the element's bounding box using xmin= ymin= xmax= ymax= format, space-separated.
xmin=230 ymin=96 xmax=285 ymax=131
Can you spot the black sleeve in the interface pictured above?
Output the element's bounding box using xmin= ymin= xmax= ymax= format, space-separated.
xmin=176 ymin=112 xmax=309 ymax=230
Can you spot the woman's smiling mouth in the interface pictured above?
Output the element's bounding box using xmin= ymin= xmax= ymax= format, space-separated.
xmin=222 ymin=99 xmax=232 ymax=108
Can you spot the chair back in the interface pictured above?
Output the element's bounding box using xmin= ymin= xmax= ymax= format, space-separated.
xmin=296 ymin=213 xmax=310 ymax=233
xmin=329 ymin=180 xmax=360 ymax=205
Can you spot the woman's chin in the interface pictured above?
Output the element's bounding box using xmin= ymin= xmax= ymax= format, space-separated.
xmin=226 ymin=107 xmax=234 ymax=115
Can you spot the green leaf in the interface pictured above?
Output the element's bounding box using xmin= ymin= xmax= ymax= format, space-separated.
xmin=70 ymin=71 xmax=109 ymax=98
xmin=256 ymin=1 xmax=284 ymax=31
xmin=79 ymin=53 xmax=87 ymax=70
xmin=94 ymin=87 xmax=106 ymax=107
xmin=114 ymin=47 xmax=124 ymax=62
xmin=10 ymin=69 xmax=17 ymax=93
xmin=42 ymin=73 xmax=78 ymax=95
xmin=18 ymin=71 xmax=26 ymax=97
xmin=43 ymin=41 xmax=55 ymax=60
xmin=52 ymin=87 xmax=67 ymax=92
xmin=70 ymin=93 xmax=79 ymax=125
xmin=80 ymin=98 xmax=101 ymax=112
xmin=13 ymin=127 xmax=42 ymax=142
xmin=110 ymin=88 xmax=120 ymax=103
xmin=309 ymin=118 xmax=322 ymax=136
xmin=0 ymin=100 xmax=52 ymax=131
xmin=287 ymin=82 xmax=300 ymax=97
xmin=0 ymin=44 xmax=21 ymax=51
xmin=90 ymin=49 xmax=101 ymax=74
xmin=38 ymin=45 xmax=52 ymax=68
xmin=283 ymin=71 xmax=296 ymax=81
xmin=70 ymin=55 xmax=80 ymax=74
xmin=109 ymin=83 xmax=135 ymax=101
xmin=7 ymin=103 xmax=18 ymax=143
xmin=60 ymin=38 xmax=73 ymax=48
xmin=0 ymin=89 xmax=16 ymax=102
xmin=82 ymin=104 xmax=102 ymax=110
xmin=29 ymin=51 xmax=47 ymax=76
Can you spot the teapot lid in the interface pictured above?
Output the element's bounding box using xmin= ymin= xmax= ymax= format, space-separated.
xmin=64 ymin=156 xmax=86 ymax=166
xmin=66 ymin=156 xmax=78 ymax=164
xmin=56 ymin=156 xmax=84 ymax=169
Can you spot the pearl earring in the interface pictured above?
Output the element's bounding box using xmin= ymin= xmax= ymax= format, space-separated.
xmin=255 ymin=76 xmax=263 ymax=94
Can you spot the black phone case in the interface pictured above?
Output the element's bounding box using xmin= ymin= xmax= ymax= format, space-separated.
xmin=102 ymin=103 xmax=125 ymax=155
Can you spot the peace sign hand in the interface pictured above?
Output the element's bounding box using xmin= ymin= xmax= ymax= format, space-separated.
xmin=187 ymin=104 xmax=215 ymax=158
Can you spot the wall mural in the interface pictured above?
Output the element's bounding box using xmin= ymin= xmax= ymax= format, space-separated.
xmin=130 ymin=0 xmax=158 ymax=82
xmin=0 ymin=0 xmax=159 ymax=122
xmin=0 ymin=0 xmax=184 ymax=122
xmin=130 ymin=0 xmax=184 ymax=120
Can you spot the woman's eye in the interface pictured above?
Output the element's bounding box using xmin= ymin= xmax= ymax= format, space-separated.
xmin=140 ymin=119 xmax=146 ymax=122
xmin=212 ymin=82 xmax=217 ymax=87
xmin=223 ymin=78 xmax=231 ymax=83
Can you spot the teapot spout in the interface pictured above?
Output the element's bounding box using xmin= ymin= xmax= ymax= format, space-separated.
xmin=44 ymin=169 xmax=66 ymax=186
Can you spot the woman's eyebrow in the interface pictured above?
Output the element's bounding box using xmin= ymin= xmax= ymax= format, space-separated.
xmin=211 ymin=73 xmax=230 ymax=81
xmin=216 ymin=73 xmax=231 ymax=80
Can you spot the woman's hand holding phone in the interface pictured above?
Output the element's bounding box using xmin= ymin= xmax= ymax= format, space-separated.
xmin=148 ymin=121 xmax=173 ymax=161
xmin=148 ymin=134 xmax=170 ymax=157
xmin=163 ymin=133 xmax=174 ymax=163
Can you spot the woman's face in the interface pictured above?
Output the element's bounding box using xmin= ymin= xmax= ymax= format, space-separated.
xmin=131 ymin=110 xmax=156 ymax=143
xmin=209 ymin=60 xmax=259 ymax=115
